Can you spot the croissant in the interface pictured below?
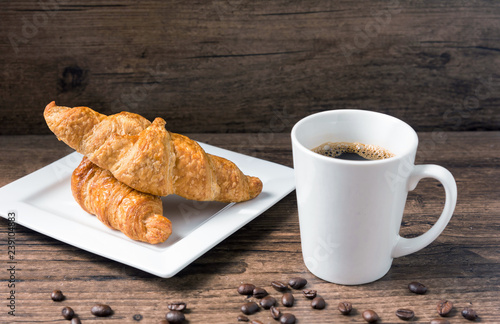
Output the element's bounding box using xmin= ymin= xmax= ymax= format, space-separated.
xmin=44 ymin=101 xmax=263 ymax=202
xmin=72 ymin=156 xmax=172 ymax=244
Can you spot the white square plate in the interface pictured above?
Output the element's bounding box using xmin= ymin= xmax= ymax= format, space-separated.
xmin=0 ymin=143 xmax=295 ymax=277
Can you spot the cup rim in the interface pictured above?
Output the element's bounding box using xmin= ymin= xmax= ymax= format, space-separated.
xmin=291 ymin=109 xmax=419 ymax=165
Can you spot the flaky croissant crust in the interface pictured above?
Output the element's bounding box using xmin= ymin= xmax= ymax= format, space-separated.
xmin=45 ymin=102 xmax=262 ymax=202
xmin=72 ymin=157 xmax=172 ymax=244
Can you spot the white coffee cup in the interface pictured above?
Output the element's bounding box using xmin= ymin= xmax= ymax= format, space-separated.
xmin=291 ymin=110 xmax=457 ymax=285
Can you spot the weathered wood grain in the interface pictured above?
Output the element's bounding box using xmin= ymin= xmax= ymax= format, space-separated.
xmin=1 ymin=0 xmax=499 ymax=135
xmin=0 ymin=132 xmax=499 ymax=323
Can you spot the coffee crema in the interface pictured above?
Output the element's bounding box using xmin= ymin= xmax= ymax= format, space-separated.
xmin=312 ymin=141 xmax=395 ymax=161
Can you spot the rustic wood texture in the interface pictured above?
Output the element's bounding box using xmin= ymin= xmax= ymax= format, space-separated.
xmin=1 ymin=0 xmax=500 ymax=135
xmin=0 ymin=132 xmax=499 ymax=323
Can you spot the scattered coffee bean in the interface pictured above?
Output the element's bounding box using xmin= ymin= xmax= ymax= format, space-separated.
xmin=408 ymin=281 xmax=427 ymax=294
xmin=238 ymin=283 xmax=256 ymax=295
xmin=437 ymin=300 xmax=453 ymax=316
xmin=302 ymin=289 xmax=317 ymax=299
xmin=311 ymin=296 xmax=326 ymax=309
xmin=259 ymin=295 xmax=276 ymax=309
xmin=270 ymin=306 xmax=281 ymax=320
xmin=168 ymin=302 xmax=186 ymax=312
xmin=280 ymin=313 xmax=296 ymax=324
xmin=430 ymin=318 xmax=450 ymax=324
xmin=253 ymin=287 xmax=268 ymax=298
xmin=271 ymin=281 xmax=288 ymax=291
xmin=241 ymin=302 xmax=260 ymax=315
xmin=362 ymin=309 xmax=379 ymax=323
xmin=71 ymin=318 xmax=81 ymax=324
xmin=91 ymin=304 xmax=113 ymax=317
xmin=288 ymin=277 xmax=307 ymax=290
xmin=133 ymin=314 xmax=143 ymax=321
xmin=281 ymin=292 xmax=294 ymax=307
xmin=395 ymin=308 xmax=414 ymax=320
xmin=51 ymin=290 xmax=65 ymax=302
xmin=165 ymin=310 xmax=185 ymax=323
xmin=62 ymin=306 xmax=75 ymax=320
xmin=250 ymin=320 xmax=263 ymax=324
xmin=462 ymin=308 xmax=478 ymax=321
xmin=338 ymin=301 xmax=353 ymax=315
xmin=237 ymin=315 xmax=249 ymax=322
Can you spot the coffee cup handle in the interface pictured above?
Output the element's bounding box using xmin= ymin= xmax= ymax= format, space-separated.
xmin=392 ymin=164 xmax=457 ymax=258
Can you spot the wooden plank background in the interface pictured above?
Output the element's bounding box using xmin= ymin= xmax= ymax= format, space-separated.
xmin=1 ymin=0 xmax=499 ymax=135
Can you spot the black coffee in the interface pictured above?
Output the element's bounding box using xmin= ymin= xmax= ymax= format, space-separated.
xmin=312 ymin=142 xmax=394 ymax=161
xmin=335 ymin=152 xmax=371 ymax=161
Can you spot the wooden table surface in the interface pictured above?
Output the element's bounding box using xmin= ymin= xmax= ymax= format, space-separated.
xmin=0 ymin=132 xmax=499 ymax=323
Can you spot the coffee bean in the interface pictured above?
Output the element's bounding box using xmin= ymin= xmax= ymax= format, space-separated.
xmin=71 ymin=318 xmax=81 ymax=324
xmin=281 ymin=292 xmax=294 ymax=307
xmin=462 ymin=307 xmax=478 ymax=321
xmin=259 ymin=296 xmax=276 ymax=309
xmin=91 ymin=304 xmax=113 ymax=317
xmin=253 ymin=287 xmax=268 ymax=298
xmin=302 ymin=289 xmax=317 ymax=299
xmin=133 ymin=314 xmax=143 ymax=321
xmin=288 ymin=277 xmax=307 ymax=289
xmin=237 ymin=315 xmax=249 ymax=322
xmin=271 ymin=281 xmax=288 ymax=291
xmin=159 ymin=320 xmax=168 ymax=324
xmin=430 ymin=318 xmax=450 ymax=324
xmin=168 ymin=302 xmax=186 ymax=312
xmin=241 ymin=302 xmax=260 ymax=315
xmin=362 ymin=309 xmax=379 ymax=323
xmin=238 ymin=283 xmax=256 ymax=295
xmin=311 ymin=296 xmax=326 ymax=309
xmin=408 ymin=281 xmax=427 ymax=294
xmin=437 ymin=300 xmax=453 ymax=316
xmin=250 ymin=320 xmax=263 ymax=324
xmin=165 ymin=310 xmax=185 ymax=323
xmin=270 ymin=306 xmax=281 ymax=320
xmin=62 ymin=306 xmax=75 ymax=320
xmin=395 ymin=308 xmax=414 ymax=320
xmin=51 ymin=290 xmax=64 ymax=302
xmin=338 ymin=301 xmax=352 ymax=315
xmin=280 ymin=313 xmax=296 ymax=324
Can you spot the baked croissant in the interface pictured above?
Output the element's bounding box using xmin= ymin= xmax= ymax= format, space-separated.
xmin=72 ymin=156 xmax=172 ymax=244
xmin=44 ymin=101 xmax=263 ymax=202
